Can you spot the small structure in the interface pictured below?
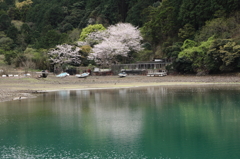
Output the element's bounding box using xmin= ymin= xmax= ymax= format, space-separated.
xmin=111 ymin=60 xmax=170 ymax=75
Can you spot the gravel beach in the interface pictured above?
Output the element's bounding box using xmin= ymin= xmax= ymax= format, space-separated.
xmin=1 ymin=74 xmax=240 ymax=103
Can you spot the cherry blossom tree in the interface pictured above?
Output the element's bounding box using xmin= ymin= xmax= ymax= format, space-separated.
xmin=89 ymin=39 xmax=130 ymax=67
xmin=107 ymin=23 xmax=143 ymax=52
xmin=48 ymin=44 xmax=81 ymax=68
xmin=87 ymin=23 xmax=143 ymax=67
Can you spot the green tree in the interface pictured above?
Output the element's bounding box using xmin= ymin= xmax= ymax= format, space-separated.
xmin=68 ymin=28 xmax=81 ymax=42
xmin=79 ymin=24 xmax=106 ymax=41
xmin=0 ymin=2 xmax=8 ymax=11
xmin=141 ymin=0 xmax=178 ymax=51
xmin=59 ymin=23 xmax=74 ymax=33
xmin=6 ymin=25 xmax=19 ymax=42
xmin=7 ymin=7 xmax=21 ymax=20
xmin=79 ymin=45 xmax=92 ymax=66
xmin=20 ymin=23 xmax=31 ymax=44
xmin=15 ymin=0 xmax=33 ymax=21
xmin=126 ymin=0 xmax=160 ymax=26
xmin=178 ymin=0 xmax=240 ymax=31
xmin=194 ymin=12 xmax=240 ymax=42
xmin=178 ymin=36 xmax=215 ymax=73
xmin=178 ymin=0 xmax=214 ymax=29
xmin=4 ymin=50 xmax=17 ymax=65
xmin=164 ymin=42 xmax=182 ymax=60
xmin=208 ymin=39 xmax=240 ymax=72
xmin=0 ymin=9 xmax=6 ymax=16
xmin=38 ymin=30 xmax=68 ymax=49
xmin=0 ymin=36 xmax=14 ymax=52
xmin=173 ymin=57 xmax=193 ymax=73
xmin=4 ymin=0 xmax=15 ymax=6
xmin=19 ymin=47 xmax=49 ymax=69
xmin=0 ymin=14 xmax=11 ymax=31
xmin=44 ymin=5 xmax=65 ymax=28
xmin=178 ymin=23 xmax=195 ymax=40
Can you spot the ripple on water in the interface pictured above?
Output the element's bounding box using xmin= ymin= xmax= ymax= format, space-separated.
xmin=0 ymin=118 xmax=9 ymax=126
xmin=0 ymin=146 xmax=152 ymax=159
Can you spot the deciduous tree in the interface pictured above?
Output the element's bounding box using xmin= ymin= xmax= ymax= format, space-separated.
xmin=48 ymin=44 xmax=81 ymax=67
xmin=89 ymin=39 xmax=130 ymax=67
xmin=107 ymin=23 xmax=143 ymax=52
xmin=79 ymin=24 xmax=106 ymax=41
xmin=87 ymin=23 xmax=143 ymax=66
xmin=208 ymin=39 xmax=240 ymax=72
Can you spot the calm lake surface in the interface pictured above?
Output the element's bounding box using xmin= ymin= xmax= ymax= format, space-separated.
xmin=0 ymin=85 xmax=240 ymax=159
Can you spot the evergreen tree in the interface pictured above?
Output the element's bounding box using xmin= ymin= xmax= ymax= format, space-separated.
xmin=0 ymin=14 xmax=11 ymax=31
xmin=6 ymin=25 xmax=19 ymax=42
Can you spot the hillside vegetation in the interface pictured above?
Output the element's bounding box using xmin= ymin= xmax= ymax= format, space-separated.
xmin=1 ymin=0 xmax=240 ymax=74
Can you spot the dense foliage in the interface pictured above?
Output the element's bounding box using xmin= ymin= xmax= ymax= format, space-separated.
xmin=1 ymin=0 xmax=240 ymax=74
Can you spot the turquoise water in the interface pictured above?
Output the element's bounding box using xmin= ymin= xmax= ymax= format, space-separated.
xmin=0 ymin=86 xmax=240 ymax=159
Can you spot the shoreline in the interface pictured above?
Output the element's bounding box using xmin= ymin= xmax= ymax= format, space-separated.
xmin=1 ymin=74 xmax=240 ymax=103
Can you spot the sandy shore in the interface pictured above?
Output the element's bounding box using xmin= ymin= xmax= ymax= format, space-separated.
xmin=1 ymin=74 xmax=240 ymax=102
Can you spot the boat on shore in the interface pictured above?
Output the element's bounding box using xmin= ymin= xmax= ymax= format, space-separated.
xmin=76 ymin=72 xmax=90 ymax=78
xmin=147 ymin=70 xmax=167 ymax=77
xmin=118 ymin=72 xmax=127 ymax=78
xmin=56 ymin=72 xmax=69 ymax=77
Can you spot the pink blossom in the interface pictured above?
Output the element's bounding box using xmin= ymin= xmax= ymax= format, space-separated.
xmin=87 ymin=23 xmax=143 ymax=66
xmin=48 ymin=44 xmax=81 ymax=65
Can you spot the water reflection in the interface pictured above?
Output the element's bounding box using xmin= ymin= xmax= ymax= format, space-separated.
xmin=0 ymin=85 xmax=240 ymax=158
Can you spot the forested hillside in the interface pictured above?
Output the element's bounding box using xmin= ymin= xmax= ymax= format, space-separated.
xmin=1 ymin=0 xmax=240 ymax=74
